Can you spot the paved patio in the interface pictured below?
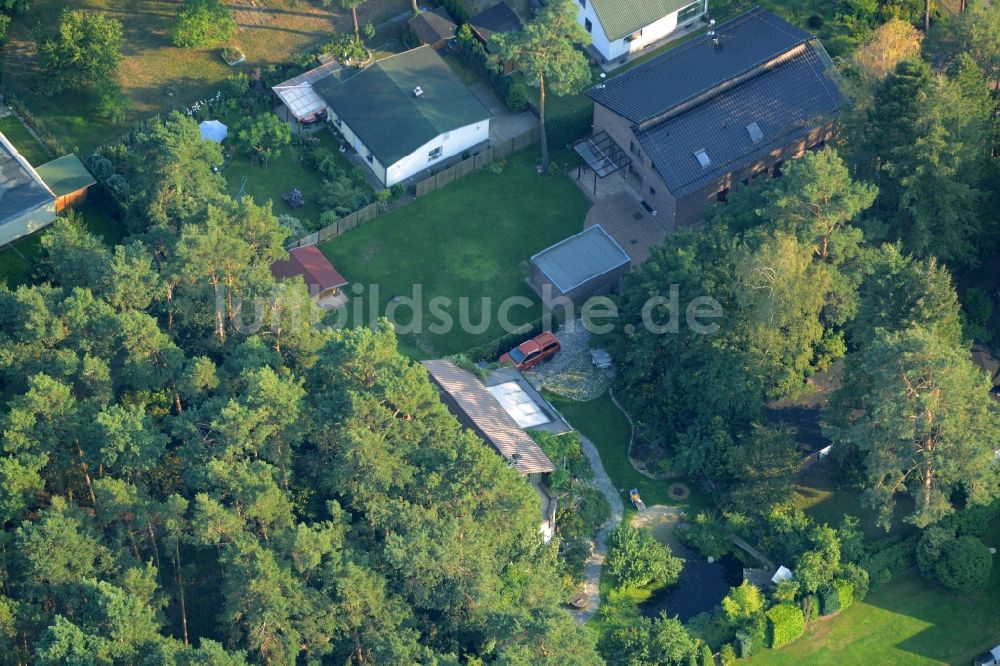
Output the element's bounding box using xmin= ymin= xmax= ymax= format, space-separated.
xmin=468 ymin=81 xmax=537 ymax=145
xmin=572 ymin=169 xmax=671 ymax=265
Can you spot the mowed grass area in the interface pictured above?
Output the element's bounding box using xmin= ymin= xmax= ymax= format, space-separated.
xmin=0 ymin=116 xmax=52 ymax=166
xmin=545 ymin=390 xmax=709 ymax=514
xmin=747 ymin=522 xmax=1000 ymax=666
xmin=317 ymin=148 xmax=589 ymax=358
xmin=223 ymin=128 xmax=355 ymax=226
xmin=1 ymin=0 xmax=409 ymax=152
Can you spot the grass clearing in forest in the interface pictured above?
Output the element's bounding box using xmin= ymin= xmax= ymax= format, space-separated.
xmin=318 ymin=148 xmax=589 ymax=359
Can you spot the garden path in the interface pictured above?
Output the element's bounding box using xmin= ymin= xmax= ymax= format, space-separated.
xmin=570 ymin=433 xmax=624 ymax=624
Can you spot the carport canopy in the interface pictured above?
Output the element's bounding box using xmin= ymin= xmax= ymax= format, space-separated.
xmin=573 ymin=131 xmax=631 ymax=178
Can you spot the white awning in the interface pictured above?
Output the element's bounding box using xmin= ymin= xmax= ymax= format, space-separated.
xmin=273 ymin=83 xmax=327 ymax=121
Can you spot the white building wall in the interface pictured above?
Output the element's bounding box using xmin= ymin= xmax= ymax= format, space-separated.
xmin=0 ymin=201 xmax=57 ymax=248
xmin=384 ymin=119 xmax=489 ymax=186
xmin=328 ymin=107 xmax=489 ymax=187
xmin=576 ymin=0 xmax=613 ymax=61
xmin=579 ymin=0 xmax=707 ymax=61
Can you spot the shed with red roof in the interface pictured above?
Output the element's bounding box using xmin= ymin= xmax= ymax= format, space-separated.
xmin=270 ymin=245 xmax=348 ymax=300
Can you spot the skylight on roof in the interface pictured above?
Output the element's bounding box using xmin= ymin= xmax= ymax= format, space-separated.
xmin=746 ymin=121 xmax=764 ymax=142
xmin=694 ymin=149 xmax=711 ymax=168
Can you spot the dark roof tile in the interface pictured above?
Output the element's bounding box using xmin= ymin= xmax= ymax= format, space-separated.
xmin=586 ymin=7 xmax=813 ymax=123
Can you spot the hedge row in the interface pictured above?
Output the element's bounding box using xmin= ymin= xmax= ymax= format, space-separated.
xmin=766 ymin=603 xmax=804 ymax=648
xmin=862 ymin=537 xmax=918 ymax=588
xmin=819 ymin=579 xmax=853 ymax=616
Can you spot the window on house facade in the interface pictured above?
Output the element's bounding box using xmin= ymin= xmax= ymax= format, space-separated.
xmin=649 ymin=186 xmax=656 ymax=196
xmin=629 ymin=140 xmax=642 ymax=160
xmin=429 ymin=146 xmax=443 ymax=160
xmin=677 ymin=0 xmax=704 ymax=23
xmin=716 ymin=188 xmax=729 ymax=202
xmin=585 ymin=18 xmax=592 ymax=32
xmin=579 ymin=0 xmax=586 ymax=7
xmin=772 ymin=160 xmax=784 ymax=178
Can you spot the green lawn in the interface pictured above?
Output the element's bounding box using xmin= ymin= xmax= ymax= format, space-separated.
xmin=0 ymin=200 xmax=125 ymax=287
xmin=795 ymin=459 xmax=917 ymax=540
xmin=0 ymin=116 xmax=51 ymax=166
xmin=747 ymin=521 xmax=1000 ymax=665
xmin=1 ymin=0 xmax=408 ymax=153
xmin=223 ymin=129 xmax=356 ymax=228
xmin=545 ymin=390 xmax=709 ymax=513
xmin=317 ymin=148 xmax=589 ymax=358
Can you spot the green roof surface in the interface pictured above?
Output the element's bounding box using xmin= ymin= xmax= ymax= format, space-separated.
xmin=315 ymin=46 xmax=491 ymax=167
xmin=593 ymin=0 xmax=698 ymax=42
xmin=36 ymin=154 xmax=95 ymax=197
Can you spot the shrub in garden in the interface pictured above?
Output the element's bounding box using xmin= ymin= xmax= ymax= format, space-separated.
xmin=699 ymin=644 xmax=713 ymax=666
xmin=804 ymin=593 xmax=820 ymax=621
xmin=721 ymin=581 xmax=764 ymax=626
xmin=765 ymin=603 xmax=804 ymax=648
xmin=819 ymin=579 xmax=853 ymax=615
xmin=678 ymin=513 xmax=730 ymax=560
xmin=719 ymin=644 xmax=737 ymax=666
xmin=935 ymin=536 xmax=992 ymax=595
xmin=606 ymin=524 xmax=683 ymax=590
xmin=505 ymin=79 xmax=528 ymax=112
xmin=839 ymin=562 xmax=870 ymax=602
xmin=734 ymin=630 xmax=753 ymax=659
xmin=171 ymin=0 xmax=236 ymax=48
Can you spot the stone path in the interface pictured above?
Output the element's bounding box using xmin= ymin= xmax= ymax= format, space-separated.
xmin=569 ymin=433 xmax=624 ymax=624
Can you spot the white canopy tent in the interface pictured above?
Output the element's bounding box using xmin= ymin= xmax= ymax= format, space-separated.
xmin=199 ymin=120 xmax=228 ymax=143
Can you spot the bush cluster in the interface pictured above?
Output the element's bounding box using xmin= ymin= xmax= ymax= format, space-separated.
xmin=765 ymin=603 xmax=804 ymax=648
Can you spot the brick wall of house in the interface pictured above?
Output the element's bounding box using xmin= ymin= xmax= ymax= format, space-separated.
xmin=591 ymin=102 xmax=836 ymax=228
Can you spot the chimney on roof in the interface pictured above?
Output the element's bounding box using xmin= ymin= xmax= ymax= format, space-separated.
xmin=413 ymin=86 xmax=424 ymax=97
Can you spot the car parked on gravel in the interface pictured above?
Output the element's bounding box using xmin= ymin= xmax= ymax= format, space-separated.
xmin=499 ymin=331 xmax=561 ymax=371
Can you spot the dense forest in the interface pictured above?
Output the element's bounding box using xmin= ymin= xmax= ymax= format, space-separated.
xmin=1 ymin=0 xmax=999 ymax=664
xmin=0 ymin=114 xmax=602 ymax=664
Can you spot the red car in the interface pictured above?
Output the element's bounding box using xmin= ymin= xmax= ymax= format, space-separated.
xmin=499 ymin=331 xmax=561 ymax=370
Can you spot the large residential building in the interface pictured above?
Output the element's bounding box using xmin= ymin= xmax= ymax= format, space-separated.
xmin=576 ymin=7 xmax=845 ymax=227
xmin=315 ymin=46 xmax=492 ymax=187
xmin=576 ymin=0 xmax=707 ymax=62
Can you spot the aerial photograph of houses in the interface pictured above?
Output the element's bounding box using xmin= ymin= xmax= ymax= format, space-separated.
xmin=0 ymin=0 xmax=998 ymax=663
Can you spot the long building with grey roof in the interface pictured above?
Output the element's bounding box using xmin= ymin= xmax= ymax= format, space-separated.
xmin=422 ymin=359 xmax=555 ymax=476
xmin=576 ymin=7 xmax=845 ymax=227
xmin=0 ymin=132 xmax=56 ymax=248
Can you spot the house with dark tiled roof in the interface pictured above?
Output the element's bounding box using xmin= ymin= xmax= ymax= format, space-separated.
xmin=576 ymin=0 xmax=706 ymax=62
xmin=575 ymin=7 xmax=845 ymax=227
xmin=314 ymin=46 xmax=491 ymax=187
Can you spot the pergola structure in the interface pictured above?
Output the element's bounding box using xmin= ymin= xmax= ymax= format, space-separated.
xmin=572 ymin=131 xmax=631 ymax=195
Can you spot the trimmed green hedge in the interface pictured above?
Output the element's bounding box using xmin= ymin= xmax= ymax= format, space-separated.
xmin=819 ymin=579 xmax=853 ymax=616
xmin=766 ymin=603 xmax=804 ymax=648
xmin=862 ymin=537 xmax=917 ymax=588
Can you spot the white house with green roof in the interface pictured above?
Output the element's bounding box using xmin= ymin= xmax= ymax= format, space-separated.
xmin=576 ymin=0 xmax=707 ymax=62
xmin=314 ymin=46 xmax=492 ymax=187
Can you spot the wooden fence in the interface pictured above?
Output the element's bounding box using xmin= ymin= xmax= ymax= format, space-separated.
xmin=287 ymin=125 xmax=540 ymax=249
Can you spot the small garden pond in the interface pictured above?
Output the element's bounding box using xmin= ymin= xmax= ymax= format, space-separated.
xmin=639 ymin=546 xmax=743 ymax=622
